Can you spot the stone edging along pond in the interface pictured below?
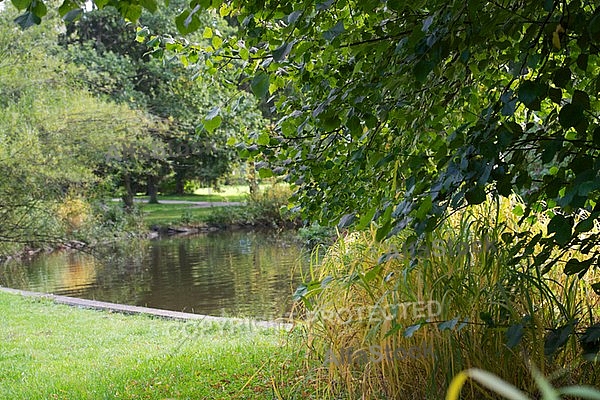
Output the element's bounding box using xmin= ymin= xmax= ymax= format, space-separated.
xmin=0 ymin=286 xmax=293 ymax=331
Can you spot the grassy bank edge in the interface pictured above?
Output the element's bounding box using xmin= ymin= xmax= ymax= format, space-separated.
xmin=0 ymin=290 xmax=307 ymax=399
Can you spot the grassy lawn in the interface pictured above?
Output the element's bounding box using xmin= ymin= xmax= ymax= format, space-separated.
xmin=134 ymin=184 xmax=276 ymax=203
xmin=133 ymin=184 xmax=258 ymax=226
xmin=139 ymin=203 xmax=241 ymax=226
xmin=193 ymin=185 xmax=255 ymax=201
xmin=134 ymin=184 xmax=274 ymax=204
xmin=0 ymin=291 xmax=305 ymax=399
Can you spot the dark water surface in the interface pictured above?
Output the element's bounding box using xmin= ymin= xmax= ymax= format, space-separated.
xmin=0 ymin=231 xmax=309 ymax=320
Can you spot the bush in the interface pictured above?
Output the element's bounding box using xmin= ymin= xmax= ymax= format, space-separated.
xmin=56 ymin=195 xmax=93 ymax=234
xmin=205 ymin=183 xmax=300 ymax=229
xmin=298 ymin=223 xmax=336 ymax=248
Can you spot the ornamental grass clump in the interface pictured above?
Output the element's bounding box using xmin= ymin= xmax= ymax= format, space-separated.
xmin=293 ymin=196 xmax=600 ymax=399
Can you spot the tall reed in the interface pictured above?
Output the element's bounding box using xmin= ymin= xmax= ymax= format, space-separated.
xmin=293 ymin=196 xmax=600 ymax=398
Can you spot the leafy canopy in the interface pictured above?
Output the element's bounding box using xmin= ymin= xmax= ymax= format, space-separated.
xmin=9 ymin=0 xmax=600 ymax=281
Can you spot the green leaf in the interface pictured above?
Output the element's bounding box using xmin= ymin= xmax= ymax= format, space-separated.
xmin=575 ymin=216 xmax=596 ymax=233
xmin=563 ymin=257 xmax=593 ymax=276
xmin=506 ymin=323 xmax=524 ymax=348
xmin=288 ymin=10 xmax=302 ymax=24
xmin=292 ymin=284 xmax=308 ymax=301
xmin=201 ymin=115 xmax=222 ymax=133
xmin=120 ymin=3 xmax=142 ymax=22
xmin=547 ymin=214 xmax=572 ymax=245
xmin=205 ymin=106 xmax=220 ymax=120
xmin=517 ymin=80 xmax=546 ymax=109
xmin=316 ymin=0 xmax=334 ymax=11
xmin=338 ymin=213 xmax=355 ymax=229
xmin=323 ymin=21 xmax=344 ymax=42
xmin=465 ymin=186 xmax=486 ymax=205
xmin=58 ymin=0 xmax=77 ymax=16
xmin=559 ymin=103 xmax=584 ymax=129
xmin=257 ymin=132 xmax=270 ymax=146
xmin=544 ymin=322 xmax=575 ymax=356
xmin=11 ymin=0 xmax=30 ymax=10
xmin=416 ymin=196 xmax=432 ymax=219
xmin=414 ymin=59 xmax=434 ymax=83
xmin=31 ymin=0 xmax=47 ymax=17
xmin=203 ymin=27 xmax=213 ymax=38
xmin=404 ymin=324 xmax=421 ymax=337
xmin=258 ymin=167 xmax=273 ymax=178
xmin=62 ymin=8 xmax=82 ymax=23
xmin=14 ymin=11 xmax=41 ymax=29
xmin=439 ymin=318 xmax=459 ymax=331
xmin=251 ymin=71 xmax=270 ymax=98
xmin=548 ymin=87 xmax=562 ymax=104
xmin=175 ymin=10 xmax=200 ymax=34
xmin=211 ymin=36 xmax=223 ymax=48
xmin=500 ymin=91 xmax=517 ymax=116
xmin=553 ymin=67 xmax=571 ymax=88
xmin=356 ymin=207 xmax=376 ymax=230
xmin=273 ymin=42 xmax=293 ymax=61
xmin=589 ymin=13 xmax=600 ymax=40
xmin=322 ymin=115 xmax=341 ymax=131
xmin=139 ymin=0 xmax=157 ymax=12
xmin=577 ymin=53 xmax=589 ymax=71
xmin=572 ymin=90 xmax=591 ymax=110
xmin=558 ymin=385 xmax=600 ymax=399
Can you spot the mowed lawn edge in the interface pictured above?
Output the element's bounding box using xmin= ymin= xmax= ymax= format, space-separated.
xmin=0 ymin=291 xmax=304 ymax=399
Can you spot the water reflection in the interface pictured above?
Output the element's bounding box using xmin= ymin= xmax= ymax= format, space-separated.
xmin=0 ymin=231 xmax=308 ymax=320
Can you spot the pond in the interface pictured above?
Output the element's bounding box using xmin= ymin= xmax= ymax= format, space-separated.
xmin=0 ymin=231 xmax=310 ymax=320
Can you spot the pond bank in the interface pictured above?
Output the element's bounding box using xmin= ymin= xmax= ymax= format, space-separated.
xmin=0 ymin=286 xmax=292 ymax=330
xmin=0 ymin=290 xmax=306 ymax=399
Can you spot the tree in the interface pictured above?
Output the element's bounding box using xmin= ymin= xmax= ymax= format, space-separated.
xmin=0 ymin=9 xmax=163 ymax=253
xmin=59 ymin=3 xmax=265 ymax=195
xmin=137 ymin=0 xmax=600 ymax=283
xmin=7 ymin=0 xmax=600 ymax=344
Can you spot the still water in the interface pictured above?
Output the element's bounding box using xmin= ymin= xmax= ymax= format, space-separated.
xmin=0 ymin=231 xmax=309 ymax=320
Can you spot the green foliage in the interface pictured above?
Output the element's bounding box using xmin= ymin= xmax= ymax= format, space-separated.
xmin=153 ymin=0 xmax=600 ymax=347
xmin=297 ymin=223 xmax=335 ymax=248
xmin=60 ymin=3 xmax=265 ymax=192
xmin=205 ymin=183 xmax=299 ymax=228
xmin=8 ymin=0 xmax=600 ymax=394
xmin=0 ymin=11 xmax=153 ymax=255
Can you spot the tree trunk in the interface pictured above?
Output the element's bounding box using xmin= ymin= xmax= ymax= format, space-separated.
xmin=175 ymin=172 xmax=185 ymax=195
xmin=247 ymin=162 xmax=259 ymax=196
xmin=147 ymin=175 xmax=159 ymax=204
xmin=122 ymin=173 xmax=134 ymax=211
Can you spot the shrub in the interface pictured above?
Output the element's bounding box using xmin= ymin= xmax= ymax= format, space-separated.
xmin=205 ymin=183 xmax=300 ymax=229
xmin=298 ymin=223 xmax=336 ymax=248
xmin=55 ymin=195 xmax=93 ymax=234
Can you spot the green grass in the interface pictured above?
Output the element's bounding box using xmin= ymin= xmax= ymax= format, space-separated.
xmin=135 ymin=185 xmax=272 ymax=204
xmin=0 ymin=291 xmax=305 ymax=399
xmin=135 ymin=184 xmax=281 ymax=227
xmin=135 ymin=193 xmax=245 ymax=203
xmin=139 ymin=203 xmax=244 ymax=226
xmin=193 ymin=185 xmax=258 ymax=201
